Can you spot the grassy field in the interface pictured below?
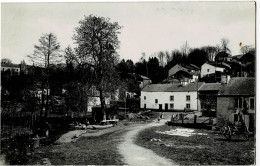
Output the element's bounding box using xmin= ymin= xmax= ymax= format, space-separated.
xmin=136 ymin=125 xmax=255 ymax=165
xmin=27 ymin=128 xmax=127 ymax=165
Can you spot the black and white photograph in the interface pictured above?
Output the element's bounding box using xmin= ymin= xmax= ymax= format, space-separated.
xmin=1 ymin=1 xmax=256 ymax=165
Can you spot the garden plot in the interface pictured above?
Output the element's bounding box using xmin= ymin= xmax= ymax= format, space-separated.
xmin=156 ymin=128 xmax=207 ymax=137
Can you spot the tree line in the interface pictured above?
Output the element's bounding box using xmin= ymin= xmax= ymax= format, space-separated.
xmin=2 ymin=14 xmax=255 ymax=122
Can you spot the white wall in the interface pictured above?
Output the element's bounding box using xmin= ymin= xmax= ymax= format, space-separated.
xmin=200 ymin=63 xmax=224 ymax=78
xmin=87 ymin=96 xmax=111 ymax=112
xmin=140 ymin=91 xmax=199 ymax=111
xmin=1 ymin=66 xmax=20 ymax=73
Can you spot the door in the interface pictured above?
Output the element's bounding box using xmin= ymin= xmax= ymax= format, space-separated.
xmin=165 ymin=104 xmax=168 ymax=111
xmin=159 ymin=104 xmax=162 ymax=111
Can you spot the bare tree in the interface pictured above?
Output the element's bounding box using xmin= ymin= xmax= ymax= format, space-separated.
xmin=71 ymin=15 xmax=121 ymax=120
xmin=27 ymin=33 xmax=62 ymax=118
xmin=219 ymin=38 xmax=231 ymax=54
xmin=181 ymin=41 xmax=190 ymax=56
xmin=201 ymin=46 xmax=220 ymax=62
xmin=1 ymin=58 xmax=12 ymax=64
xmin=157 ymin=51 xmax=165 ymax=66
xmin=165 ymin=51 xmax=172 ymax=63
xmin=28 ymin=33 xmax=62 ymax=67
xmin=240 ymin=44 xmax=254 ymax=54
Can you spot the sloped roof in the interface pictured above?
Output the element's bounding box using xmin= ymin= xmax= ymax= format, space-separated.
xmin=128 ymin=73 xmax=151 ymax=80
xmin=139 ymin=75 xmax=151 ymax=80
xmin=205 ymin=62 xmax=230 ymax=69
xmin=199 ymin=83 xmax=223 ymax=91
xmin=175 ymin=69 xmax=193 ymax=76
xmin=218 ymin=77 xmax=255 ymax=96
xmin=1 ymin=63 xmax=20 ymax=68
xmin=161 ymin=78 xmax=180 ymax=84
xmin=232 ymin=54 xmax=244 ymax=59
xmin=189 ymin=64 xmax=200 ymax=70
xmin=142 ymin=82 xmax=204 ymax=92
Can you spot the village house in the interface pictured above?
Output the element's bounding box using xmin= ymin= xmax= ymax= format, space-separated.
xmin=1 ymin=63 xmax=20 ymax=75
xmin=127 ymin=73 xmax=152 ymax=89
xmin=216 ymin=77 xmax=255 ymax=132
xmin=198 ymin=83 xmax=224 ymax=111
xmin=168 ymin=64 xmax=200 ymax=83
xmin=200 ymin=62 xmax=226 ymax=78
xmin=140 ymin=82 xmax=204 ymax=111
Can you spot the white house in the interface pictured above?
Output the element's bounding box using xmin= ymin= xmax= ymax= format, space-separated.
xmin=87 ymin=96 xmax=110 ymax=112
xmin=200 ymin=63 xmax=225 ymax=78
xmin=1 ymin=63 xmax=20 ymax=75
xmin=140 ymin=82 xmax=204 ymax=111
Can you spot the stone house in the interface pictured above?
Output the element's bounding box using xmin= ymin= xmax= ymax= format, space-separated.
xmin=216 ymin=77 xmax=255 ymax=132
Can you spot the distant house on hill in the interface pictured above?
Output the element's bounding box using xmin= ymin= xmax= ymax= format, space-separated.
xmin=140 ymin=82 xmax=204 ymax=111
xmin=127 ymin=73 xmax=152 ymax=89
xmin=1 ymin=63 xmax=20 ymax=75
xmin=217 ymin=77 xmax=255 ymax=132
xmin=168 ymin=64 xmax=200 ymax=83
xmin=215 ymin=51 xmax=232 ymax=62
xmin=200 ymin=62 xmax=231 ymax=80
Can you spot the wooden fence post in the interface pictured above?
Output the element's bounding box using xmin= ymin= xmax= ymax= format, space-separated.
xmin=194 ymin=115 xmax=197 ymax=124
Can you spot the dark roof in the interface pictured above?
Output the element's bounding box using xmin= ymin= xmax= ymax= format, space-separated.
xmin=218 ymin=77 xmax=255 ymax=96
xmin=199 ymin=83 xmax=223 ymax=91
xmin=189 ymin=64 xmax=200 ymax=70
xmin=175 ymin=69 xmax=193 ymax=76
xmin=1 ymin=63 xmax=20 ymax=68
xmin=232 ymin=54 xmax=244 ymax=59
xmin=128 ymin=73 xmax=151 ymax=80
xmin=206 ymin=62 xmax=231 ymax=69
xmin=142 ymin=82 xmax=204 ymax=92
xmin=139 ymin=75 xmax=151 ymax=80
xmin=161 ymin=78 xmax=180 ymax=84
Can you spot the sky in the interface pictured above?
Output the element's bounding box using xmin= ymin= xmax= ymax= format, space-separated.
xmin=1 ymin=2 xmax=256 ymax=64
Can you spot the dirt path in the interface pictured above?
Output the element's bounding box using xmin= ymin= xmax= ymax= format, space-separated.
xmin=118 ymin=119 xmax=178 ymax=166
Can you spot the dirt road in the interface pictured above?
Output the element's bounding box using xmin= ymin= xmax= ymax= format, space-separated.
xmin=118 ymin=119 xmax=178 ymax=166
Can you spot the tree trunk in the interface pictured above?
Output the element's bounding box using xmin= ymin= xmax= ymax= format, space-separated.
xmin=100 ymin=90 xmax=106 ymax=121
xmin=44 ymin=34 xmax=51 ymax=119
xmin=40 ymin=80 xmax=44 ymax=118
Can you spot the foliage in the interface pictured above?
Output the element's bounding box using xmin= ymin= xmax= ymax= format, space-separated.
xmin=187 ymin=48 xmax=208 ymax=67
xmin=147 ymin=57 xmax=165 ymax=83
xmin=68 ymin=15 xmax=122 ymax=119
xmin=1 ymin=58 xmax=12 ymax=64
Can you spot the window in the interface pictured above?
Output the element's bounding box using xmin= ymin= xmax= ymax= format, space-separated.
xmin=249 ymin=98 xmax=255 ymax=110
xmin=144 ymin=96 xmax=146 ymax=100
xmin=144 ymin=104 xmax=146 ymax=109
xmin=186 ymin=95 xmax=190 ymax=101
xmin=155 ymin=99 xmax=158 ymax=103
xmin=170 ymin=96 xmax=174 ymax=101
xmin=235 ymin=98 xmax=243 ymax=108
xmin=207 ymin=69 xmax=209 ymax=72
xmin=186 ymin=104 xmax=190 ymax=109
xmin=170 ymin=104 xmax=174 ymax=109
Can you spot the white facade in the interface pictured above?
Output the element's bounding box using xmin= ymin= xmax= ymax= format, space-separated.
xmin=87 ymin=96 xmax=110 ymax=112
xmin=140 ymin=91 xmax=200 ymax=111
xmin=1 ymin=66 xmax=20 ymax=74
xmin=200 ymin=63 xmax=224 ymax=78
